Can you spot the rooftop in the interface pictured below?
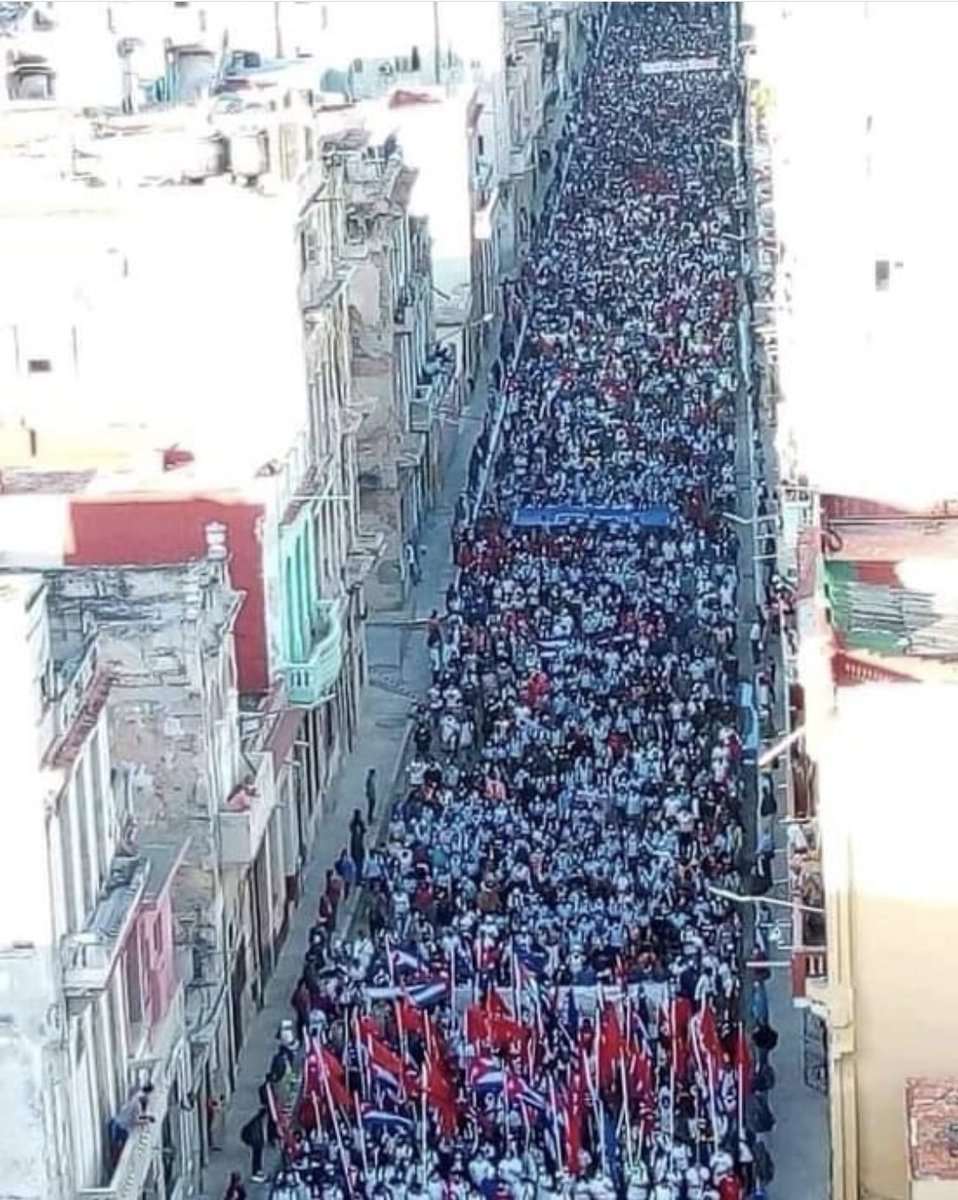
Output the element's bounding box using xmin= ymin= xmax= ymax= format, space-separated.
xmin=0 ymin=108 xmax=337 ymax=489
xmin=821 ymin=517 xmax=958 ymax=676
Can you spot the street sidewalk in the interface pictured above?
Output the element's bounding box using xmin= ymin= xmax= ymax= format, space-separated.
xmin=201 ymin=341 xmax=498 ymax=1200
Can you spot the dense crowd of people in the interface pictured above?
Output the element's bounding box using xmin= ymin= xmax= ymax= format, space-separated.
xmin=230 ymin=6 xmax=781 ymax=1199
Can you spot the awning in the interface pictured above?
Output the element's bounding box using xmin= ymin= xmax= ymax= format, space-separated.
xmin=269 ymin=706 xmax=304 ymax=773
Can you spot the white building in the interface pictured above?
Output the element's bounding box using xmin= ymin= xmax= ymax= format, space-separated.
xmin=746 ymin=0 xmax=958 ymax=509
xmin=0 ymin=574 xmax=191 ymax=1200
xmin=0 ymin=93 xmax=365 ymax=1182
xmin=744 ymin=7 xmax=958 ymax=1199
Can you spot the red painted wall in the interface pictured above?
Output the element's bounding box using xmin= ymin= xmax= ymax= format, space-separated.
xmin=67 ymin=493 xmax=269 ymax=693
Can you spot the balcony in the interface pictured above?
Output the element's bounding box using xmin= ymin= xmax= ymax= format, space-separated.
xmin=410 ymin=369 xmax=454 ymax=432
xmin=62 ymin=855 xmax=149 ymax=999
xmin=284 ymin=598 xmax=345 ymax=707
xmin=510 ymin=137 xmax=534 ymax=179
xmin=78 ymin=985 xmax=185 ymax=1200
xmin=393 ymin=294 xmax=415 ymax=334
xmin=219 ymin=751 xmax=277 ymax=866
xmin=299 ymin=264 xmax=351 ymax=317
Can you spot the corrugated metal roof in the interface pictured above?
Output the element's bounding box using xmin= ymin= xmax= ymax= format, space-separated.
xmin=826 ymin=560 xmax=958 ymax=659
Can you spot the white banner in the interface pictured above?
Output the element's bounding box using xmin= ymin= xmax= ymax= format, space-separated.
xmin=640 ymin=57 xmax=721 ymax=76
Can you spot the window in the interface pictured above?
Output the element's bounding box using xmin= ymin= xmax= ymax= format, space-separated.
xmin=73 ymin=767 xmax=95 ymax=919
xmin=59 ymin=803 xmax=79 ymax=935
xmin=874 ymin=260 xmax=890 ymax=291
xmin=477 ymin=134 xmax=485 ymax=157
xmin=27 ymin=358 xmax=52 ymax=374
xmin=89 ymin=729 xmax=108 ymax=890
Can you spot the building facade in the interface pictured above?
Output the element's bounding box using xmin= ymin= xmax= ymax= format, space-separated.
xmin=746 ymin=5 xmax=958 ymax=1199
xmin=0 ymin=574 xmax=191 ymax=1200
xmin=0 ymin=81 xmax=366 ymax=1186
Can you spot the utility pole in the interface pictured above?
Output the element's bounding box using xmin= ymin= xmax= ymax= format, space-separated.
xmin=432 ymin=0 xmax=441 ymax=85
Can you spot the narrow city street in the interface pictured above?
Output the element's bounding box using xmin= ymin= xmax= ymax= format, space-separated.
xmin=206 ymin=7 xmax=793 ymax=1198
xmin=201 ymin=355 xmax=500 ymax=1196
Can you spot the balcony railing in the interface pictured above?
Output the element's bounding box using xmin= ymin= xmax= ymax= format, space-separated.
xmin=61 ymin=855 xmax=149 ymax=998
xmin=284 ymin=598 xmax=345 ymax=707
xmin=410 ymin=368 xmax=455 ymax=433
xmin=218 ymin=751 xmax=277 ymax=865
xmin=299 ymin=264 xmax=350 ymax=316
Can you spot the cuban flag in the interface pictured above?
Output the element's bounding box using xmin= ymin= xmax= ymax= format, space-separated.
xmin=506 ymin=1074 xmax=548 ymax=1111
xmin=406 ymin=979 xmax=449 ymax=1010
xmin=390 ymin=946 xmax=428 ymax=975
xmin=468 ymin=1056 xmax=506 ymax=1093
xmin=515 ymin=947 xmax=549 ymax=979
xmin=361 ymin=1108 xmax=415 ymax=1134
xmin=370 ymin=1062 xmax=402 ymax=1095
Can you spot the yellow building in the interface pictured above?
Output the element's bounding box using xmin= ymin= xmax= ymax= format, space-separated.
xmin=746 ymin=4 xmax=958 ymax=1198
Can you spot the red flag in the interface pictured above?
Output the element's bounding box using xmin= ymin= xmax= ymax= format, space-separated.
xmin=734 ymin=1024 xmax=751 ymax=1098
xmin=366 ymin=1036 xmax=404 ymax=1079
xmin=396 ymin=997 xmax=425 ymax=1034
xmin=673 ymin=996 xmax=693 ymax=1041
xmin=626 ymin=1044 xmax=653 ymax=1102
xmin=425 ymin=1056 xmax=459 ymax=1136
xmin=358 ymin=1014 xmax=381 ymax=1041
xmin=698 ymin=1004 xmax=723 ymax=1070
xmin=464 ymin=1005 xmax=490 ymax=1045
xmin=564 ymin=1068 xmax=585 ymax=1176
xmin=488 ymin=1013 xmax=527 ymax=1050
xmin=670 ymin=1026 xmax=690 ymax=1083
xmin=485 ymin=989 xmax=513 ymax=1020
xmin=320 ymin=1047 xmax=351 ymax=1109
xmin=598 ymin=1003 xmax=624 ymax=1090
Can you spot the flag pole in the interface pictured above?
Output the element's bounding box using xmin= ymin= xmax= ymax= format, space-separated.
xmin=318 ymin=1051 xmax=352 ymax=1193
xmin=449 ymin=940 xmax=458 ymax=1035
xmin=353 ymin=1010 xmax=369 ymax=1100
xmin=583 ymin=1048 xmax=605 ymax=1175
xmin=668 ymin=994 xmax=676 ymax=1163
xmin=548 ymin=1075 xmax=564 ymax=1175
xmin=354 ymin=1095 xmax=370 ymax=1178
xmin=619 ymin=1050 xmax=634 ymax=1169
xmin=421 ymin=1062 xmax=430 ymax=1185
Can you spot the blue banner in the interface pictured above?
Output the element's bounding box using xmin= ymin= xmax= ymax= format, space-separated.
xmin=512 ymin=504 xmax=673 ymax=529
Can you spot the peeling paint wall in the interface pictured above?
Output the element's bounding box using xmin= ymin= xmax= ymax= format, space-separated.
xmin=44 ymin=561 xmax=245 ymax=1037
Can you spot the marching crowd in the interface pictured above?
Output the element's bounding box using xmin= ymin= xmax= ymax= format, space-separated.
xmin=230 ymin=6 xmax=780 ymax=1199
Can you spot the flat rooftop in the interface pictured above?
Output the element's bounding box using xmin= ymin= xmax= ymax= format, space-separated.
xmin=0 ymin=111 xmax=324 ymax=487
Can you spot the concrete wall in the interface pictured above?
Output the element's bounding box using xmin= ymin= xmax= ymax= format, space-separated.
xmin=0 ymin=579 xmax=68 ymax=1199
xmin=819 ymin=682 xmax=958 ymax=1200
xmin=44 ymin=565 xmax=241 ymax=1004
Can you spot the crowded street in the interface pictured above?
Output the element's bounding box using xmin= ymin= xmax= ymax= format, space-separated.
xmin=233 ymin=6 xmax=777 ymax=1198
